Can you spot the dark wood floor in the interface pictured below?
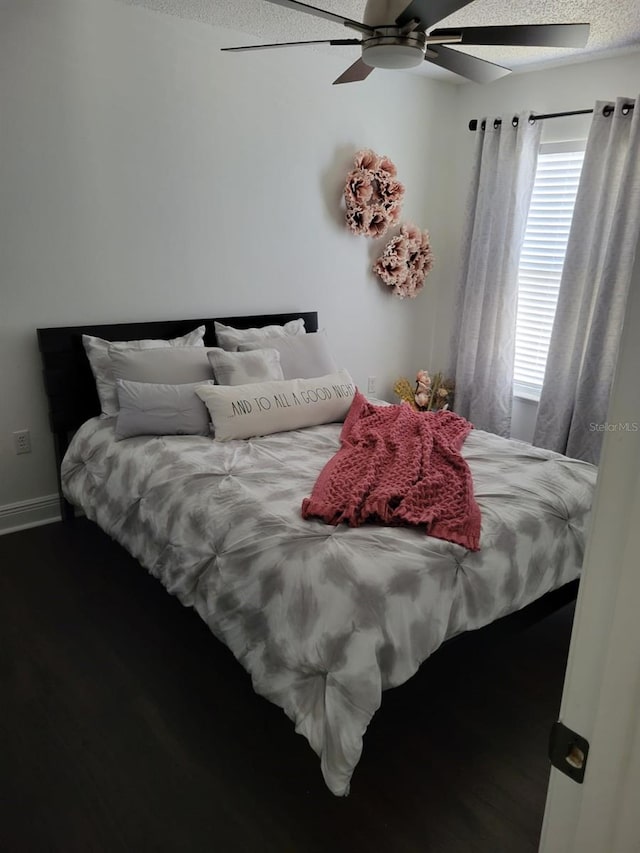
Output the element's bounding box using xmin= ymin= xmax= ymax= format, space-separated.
xmin=0 ymin=519 xmax=575 ymax=853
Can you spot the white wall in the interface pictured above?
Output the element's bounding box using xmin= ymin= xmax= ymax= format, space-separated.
xmin=417 ymin=51 xmax=640 ymax=442
xmin=0 ymin=0 xmax=457 ymax=514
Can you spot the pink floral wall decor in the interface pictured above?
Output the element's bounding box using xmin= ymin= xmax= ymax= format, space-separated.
xmin=373 ymin=223 xmax=434 ymax=299
xmin=344 ymin=149 xmax=405 ymax=238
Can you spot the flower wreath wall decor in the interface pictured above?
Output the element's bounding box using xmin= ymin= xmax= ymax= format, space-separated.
xmin=373 ymin=223 xmax=434 ymax=299
xmin=344 ymin=149 xmax=405 ymax=239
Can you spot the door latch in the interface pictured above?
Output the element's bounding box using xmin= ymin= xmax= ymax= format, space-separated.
xmin=549 ymin=721 xmax=589 ymax=783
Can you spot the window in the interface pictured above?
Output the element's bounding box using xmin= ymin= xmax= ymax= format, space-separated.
xmin=514 ymin=142 xmax=585 ymax=400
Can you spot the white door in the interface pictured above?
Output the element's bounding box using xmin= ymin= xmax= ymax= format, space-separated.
xmin=539 ymin=238 xmax=640 ymax=852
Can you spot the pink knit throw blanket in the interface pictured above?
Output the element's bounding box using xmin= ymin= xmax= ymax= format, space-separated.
xmin=302 ymin=391 xmax=481 ymax=551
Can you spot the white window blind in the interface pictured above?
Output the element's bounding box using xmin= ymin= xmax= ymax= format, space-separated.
xmin=514 ymin=143 xmax=585 ymax=398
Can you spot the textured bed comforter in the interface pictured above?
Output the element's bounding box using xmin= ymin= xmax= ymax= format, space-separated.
xmin=62 ymin=417 xmax=597 ymax=795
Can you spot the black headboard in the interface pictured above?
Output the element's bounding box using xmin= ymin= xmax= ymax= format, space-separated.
xmin=37 ymin=311 xmax=318 ymax=520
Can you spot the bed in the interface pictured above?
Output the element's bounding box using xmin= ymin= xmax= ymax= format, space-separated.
xmin=38 ymin=311 xmax=598 ymax=796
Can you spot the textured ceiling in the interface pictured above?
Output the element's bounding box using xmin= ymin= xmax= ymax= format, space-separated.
xmin=120 ymin=0 xmax=640 ymax=82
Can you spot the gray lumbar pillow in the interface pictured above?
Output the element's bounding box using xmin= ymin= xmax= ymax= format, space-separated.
xmin=206 ymin=347 xmax=284 ymax=386
xmin=238 ymin=330 xmax=338 ymax=380
xmin=114 ymin=379 xmax=214 ymax=440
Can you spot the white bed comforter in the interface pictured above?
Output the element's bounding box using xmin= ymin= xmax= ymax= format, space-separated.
xmin=62 ymin=417 xmax=597 ymax=795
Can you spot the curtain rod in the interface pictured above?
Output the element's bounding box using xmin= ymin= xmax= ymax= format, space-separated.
xmin=468 ymin=102 xmax=635 ymax=132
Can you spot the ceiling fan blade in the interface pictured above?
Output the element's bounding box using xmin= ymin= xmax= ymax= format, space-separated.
xmin=430 ymin=23 xmax=590 ymax=48
xmin=263 ymin=0 xmax=373 ymax=34
xmin=222 ymin=38 xmax=361 ymax=53
xmin=396 ymin=0 xmax=474 ymax=30
xmin=333 ymin=58 xmax=375 ymax=85
xmin=426 ymin=45 xmax=511 ymax=83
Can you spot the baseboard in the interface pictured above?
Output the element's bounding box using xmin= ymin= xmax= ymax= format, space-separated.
xmin=0 ymin=494 xmax=61 ymax=536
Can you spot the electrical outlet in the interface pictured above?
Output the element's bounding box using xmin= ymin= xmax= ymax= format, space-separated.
xmin=367 ymin=376 xmax=377 ymax=395
xmin=13 ymin=429 xmax=31 ymax=454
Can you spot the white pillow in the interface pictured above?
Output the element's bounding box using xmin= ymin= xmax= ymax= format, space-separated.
xmin=195 ymin=369 xmax=355 ymax=441
xmin=207 ymin=348 xmax=284 ymax=385
xmin=110 ymin=346 xmax=215 ymax=388
xmin=83 ymin=325 xmax=205 ymax=418
xmin=238 ymin=330 xmax=338 ymax=380
xmin=115 ymin=379 xmax=214 ymax=440
xmin=214 ymin=318 xmax=305 ymax=352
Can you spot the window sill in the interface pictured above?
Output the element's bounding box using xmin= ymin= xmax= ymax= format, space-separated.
xmin=513 ymin=385 xmax=540 ymax=404
xmin=513 ymin=388 xmax=541 ymax=404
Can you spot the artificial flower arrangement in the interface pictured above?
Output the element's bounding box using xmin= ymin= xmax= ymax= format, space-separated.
xmin=344 ymin=149 xmax=405 ymax=238
xmin=373 ymin=223 xmax=434 ymax=300
xmin=393 ymin=369 xmax=454 ymax=412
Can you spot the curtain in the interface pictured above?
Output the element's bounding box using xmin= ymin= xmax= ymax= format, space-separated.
xmin=533 ymin=96 xmax=640 ymax=464
xmin=453 ymin=113 xmax=541 ymax=436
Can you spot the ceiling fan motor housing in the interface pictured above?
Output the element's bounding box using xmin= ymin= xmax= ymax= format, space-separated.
xmin=363 ymin=0 xmax=409 ymax=27
xmin=362 ymin=28 xmax=427 ymax=69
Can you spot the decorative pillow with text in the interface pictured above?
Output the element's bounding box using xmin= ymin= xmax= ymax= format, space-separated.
xmin=195 ymin=369 xmax=356 ymax=441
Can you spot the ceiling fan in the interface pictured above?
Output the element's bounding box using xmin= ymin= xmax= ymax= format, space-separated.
xmin=221 ymin=0 xmax=590 ymax=85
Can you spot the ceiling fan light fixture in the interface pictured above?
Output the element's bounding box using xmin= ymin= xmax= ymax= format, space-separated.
xmin=362 ymin=29 xmax=426 ymax=70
